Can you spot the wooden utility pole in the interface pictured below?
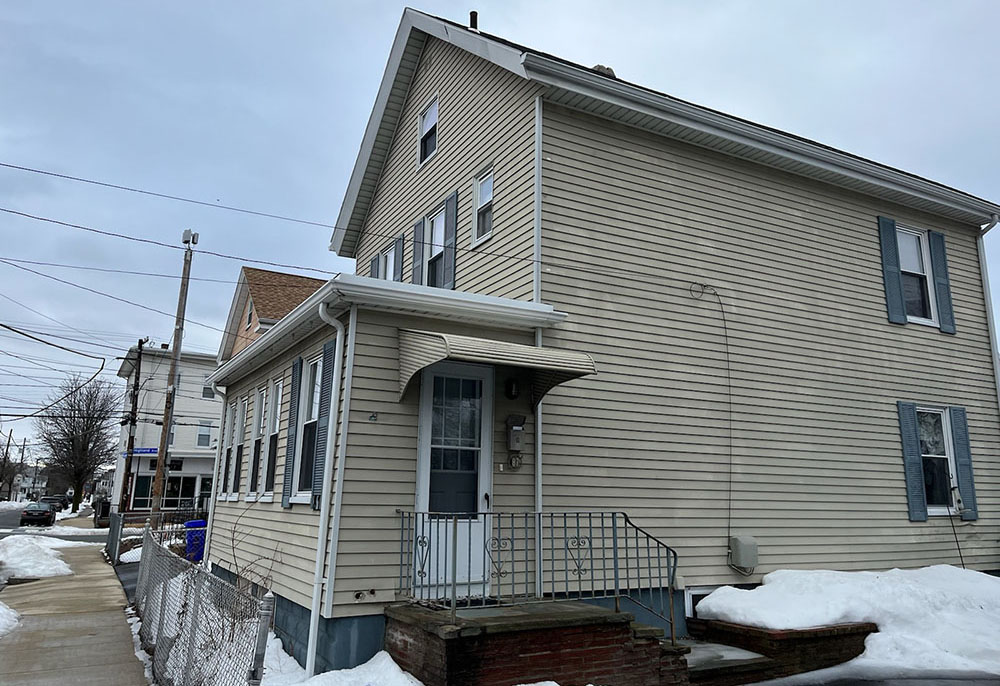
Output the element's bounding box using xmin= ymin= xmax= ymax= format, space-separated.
xmin=151 ymin=230 xmax=198 ymax=514
xmin=1 ymin=429 xmax=11 ymax=500
xmin=119 ymin=337 xmax=147 ymax=512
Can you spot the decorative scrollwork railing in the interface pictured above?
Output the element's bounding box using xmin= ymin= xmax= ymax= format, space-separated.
xmin=396 ymin=511 xmax=678 ymax=639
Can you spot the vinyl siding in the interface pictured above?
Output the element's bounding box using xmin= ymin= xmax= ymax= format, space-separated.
xmin=329 ymin=309 xmax=536 ymax=617
xmin=209 ymin=323 xmax=344 ymax=608
xmin=352 ymin=37 xmax=541 ymax=301
xmin=538 ymin=102 xmax=1000 ymax=586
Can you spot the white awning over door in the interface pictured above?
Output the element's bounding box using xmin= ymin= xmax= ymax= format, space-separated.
xmin=398 ymin=329 xmax=597 ymax=405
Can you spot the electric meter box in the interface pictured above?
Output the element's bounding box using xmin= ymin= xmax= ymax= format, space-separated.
xmin=729 ymin=535 xmax=759 ymax=569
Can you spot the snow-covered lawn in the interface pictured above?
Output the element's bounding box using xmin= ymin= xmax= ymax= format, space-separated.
xmin=0 ymin=501 xmax=28 ymax=512
xmin=0 ymin=535 xmax=96 ymax=583
xmin=261 ymin=633 xmax=421 ymax=686
xmin=697 ymin=564 xmax=1000 ymax=681
xmin=13 ymin=524 xmax=104 ymax=537
xmin=0 ymin=600 xmax=18 ymax=639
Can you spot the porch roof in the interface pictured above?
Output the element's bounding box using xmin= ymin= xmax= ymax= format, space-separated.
xmin=398 ymin=329 xmax=597 ymax=405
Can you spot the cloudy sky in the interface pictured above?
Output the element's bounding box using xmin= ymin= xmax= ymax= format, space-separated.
xmin=1 ymin=0 xmax=999 ymax=450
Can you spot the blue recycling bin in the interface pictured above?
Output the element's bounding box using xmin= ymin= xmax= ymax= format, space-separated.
xmin=185 ymin=519 xmax=207 ymax=562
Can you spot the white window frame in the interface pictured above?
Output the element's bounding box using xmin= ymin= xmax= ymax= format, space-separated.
xmin=896 ymin=225 xmax=938 ymax=328
xmin=228 ymin=398 xmax=247 ymax=501
xmin=218 ymin=403 xmax=235 ymax=500
xmin=196 ymin=420 xmax=212 ymax=448
xmin=685 ymin=586 xmax=722 ymax=618
xmin=471 ymin=168 xmax=494 ymax=247
xmin=246 ymin=386 xmax=267 ymax=501
xmin=379 ymin=243 xmax=397 ymax=281
xmin=417 ymin=95 xmax=439 ymax=168
xmin=917 ymin=406 xmax=959 ymax=516
xmin=202 ymin=375 xmax=215 ymax=399
xmin=260 ymin=377 xmax=283 ymax=502
xmin=291 ymin=356 xmax=322 ymax=503
xmin=246 ymin=302 xmax=254 ymax=330
xmin=422 ymin=205 xmax=446 ymax=287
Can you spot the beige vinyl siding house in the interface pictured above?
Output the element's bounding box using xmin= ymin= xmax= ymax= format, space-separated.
xmin=538 ymin=103 xmax=1000 ymax=583
xmin=204 ymin=8 xmax=1000 ymax=675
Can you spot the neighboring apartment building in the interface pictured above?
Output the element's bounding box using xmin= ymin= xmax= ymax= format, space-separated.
xmin=112 ymin=344 xmax=221 ymax=511
xmin=205 ymin=9 xmax=1000 ymax=673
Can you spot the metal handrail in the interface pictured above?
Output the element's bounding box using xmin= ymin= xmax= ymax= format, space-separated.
xmin=397 ymin=510 xmax=678 ymax=642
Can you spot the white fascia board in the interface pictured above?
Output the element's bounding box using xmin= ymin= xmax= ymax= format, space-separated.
xmin=209 ymin=273 xmax=566 ymax=386
xmin=522 ymin=54 xmax=1000 ymax=223
xmin=217 ymin=271 xmax=249 ymax=365
xmin=330 ymin=9 xmax=525 ymax=256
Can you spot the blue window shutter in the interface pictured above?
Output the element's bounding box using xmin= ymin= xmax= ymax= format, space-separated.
xmin=878 ymin=216 xmax=907 ymax=324
xmin=281 ymin=357 xmax=303 ymax=509
xmin=311 ymin=339 xmax=338 ymax=510
xmin=370 ymin=255 xmax=379 ymax=279
xmin=393 ymin=235 xmax=404 ymax=282
xmin=442 ymin=191 xmax=458 ymax=290
xmin=897 ymin=401 xmax=928 ymax=522
xmin=928 ymin=231 xmax=956 ymax=334
xmin=412 ymin=220 xmax=424 ymax=285
xmin=949 ymin=406 xmax=978 ymax=521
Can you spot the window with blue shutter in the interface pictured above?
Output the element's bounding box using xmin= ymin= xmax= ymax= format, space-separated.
xmin=281 ymin=358 xmax=303 ymax=508
xmin=896 ymin=401 xmax=977 ymax=521
xmin=877 ymin=216 xmax=955 ymax=333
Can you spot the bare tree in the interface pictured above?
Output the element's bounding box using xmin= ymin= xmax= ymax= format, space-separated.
xmin=34 ymin=375 xmax=119 ymax=512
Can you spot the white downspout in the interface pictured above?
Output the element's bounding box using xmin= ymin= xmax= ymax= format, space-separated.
xmin=306 ymin=303 xmax=346 ymax=677
xmin=979 ymin=214 xmax=1000 ymax=422
xmin=532 ymin=94 xmax=545 ymax=594
xmin=202 ymin=383 xmax=227 ymax=563
xmin=323 ymin=304 xmax=358 ymax=617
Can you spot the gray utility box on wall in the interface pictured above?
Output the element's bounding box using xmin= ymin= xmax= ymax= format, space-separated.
xmin=729 ymin=535 xmax=759 ymax=569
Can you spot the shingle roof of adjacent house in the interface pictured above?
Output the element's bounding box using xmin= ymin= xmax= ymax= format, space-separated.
xmin=330 ymin=8 xmax=1000 ymax=258
xmin=242 ymin=267 xmax=325 ymax=323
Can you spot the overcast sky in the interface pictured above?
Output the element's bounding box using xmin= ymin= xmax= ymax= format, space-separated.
xmin=2 ymin=0 xmax=999 ymax=451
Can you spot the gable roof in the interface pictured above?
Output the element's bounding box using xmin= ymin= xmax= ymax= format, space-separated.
xmin=330 ymin=8 xmax=1000 ymax=258
xmin=217 ymin=267 xmax=325 ymax=364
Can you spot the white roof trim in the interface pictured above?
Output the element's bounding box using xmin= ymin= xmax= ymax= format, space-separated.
xmin=208 ymin=274 xmax=567 ymax=387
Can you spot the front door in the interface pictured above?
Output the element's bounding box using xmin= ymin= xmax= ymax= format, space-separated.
xmin=416 ymin=362 xmax=493 ymax=594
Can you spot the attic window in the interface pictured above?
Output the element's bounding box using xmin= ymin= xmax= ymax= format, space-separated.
xmin=419 ymin=98 xmax=438 ymax=164
xmin=246 ymin=303 xmax=253 ymax=330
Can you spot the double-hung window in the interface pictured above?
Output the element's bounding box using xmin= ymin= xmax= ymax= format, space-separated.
xmin=231 ymin=398 xmax=247 ymax=499
xmin=916 ymin=408 xmax=955 ymax=514
xmin=202 ymin=375 xmax=215 ymax=399
xmin=896 ymin=227 xmax=937 ymax=325
xmin=249 ymin=387 xmax=266 ymax=495
xmin=264 ymin=378 xmax=282 ymax=494
xmin=221 ymin=403 xmax=235 ymax=497
xmin=380 ymin=244 xmax=396 ymax=281
xmin=473 ymin=170 xmax=493 ymax=244
xmin=425 ymin=207 xmax=446 ymax=287
xmin=418 ymin=98 xmax=438 ymax=164
xmin=197 ymin=420 xmax=212 ymax=448
xmin=296 ymin=358 xmax=322 ymax=495
xmin=877 ymin=216 xmax=954 ymax=333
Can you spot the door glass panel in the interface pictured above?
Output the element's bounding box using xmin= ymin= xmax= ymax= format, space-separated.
xmin=429 ymin=374 xmax=482 ymax=513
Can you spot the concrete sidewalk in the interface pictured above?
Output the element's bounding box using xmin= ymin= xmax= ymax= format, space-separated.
xmin=0 ymin=545 xmax=148 ymax=685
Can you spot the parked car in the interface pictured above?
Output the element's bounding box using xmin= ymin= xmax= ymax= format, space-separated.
xmin=58 ymin=494 xmax=71 ymax=509
xmin=39 ymin=495 xmax=64 ymax=511
xmin=20 ymin=502 xmax=56 ymax=527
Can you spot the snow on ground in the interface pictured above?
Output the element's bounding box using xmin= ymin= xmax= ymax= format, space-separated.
xmin=0 ymin=501 xmax=27 ymax=512
xmin=125 ymin=607 xmax=154 ymax=684
xmin=0 ymin=600 xmax=19 ymax=639
xmin=261 ymin=632 xmax=422 ymax=686
xmin=119 ymin=546 xmax=142 ymax=563
xmin=0 ymin=535 xmax=95 ymax=583
xmin=697 ymin=564 xmax=1000 ymax=680
xmin=13 ymin=524 xmax=104 ymax=537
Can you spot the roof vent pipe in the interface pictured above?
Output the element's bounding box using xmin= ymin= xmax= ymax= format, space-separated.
xmin=469 ymin=10 xmax=478 ymax=30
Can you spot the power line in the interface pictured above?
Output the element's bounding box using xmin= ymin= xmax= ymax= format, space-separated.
xmin=0 ymin=161 xmax=337 ymax=231
xmin=0 ymin=290 xmax=121 ymax=349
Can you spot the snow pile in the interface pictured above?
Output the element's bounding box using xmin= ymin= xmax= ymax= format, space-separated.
xmin=119 ymin=546 xmax=143 ymax=563
xmin=17 ymin=525 xmax=105 ymax=537
xmin=260 ymin=632 xmax=422 ymax=686
xmin=0 ymin=600 xmax=19 ymax=639
xmin=125 ymin=607 xmax=154 ymax=684
xmin=0 ymin=535 xmax=94 ymax=583
xmin=0 ymin=501 xmax=27 ymax=512
xmin=697 ymin=565 xmax=1000 ymax=677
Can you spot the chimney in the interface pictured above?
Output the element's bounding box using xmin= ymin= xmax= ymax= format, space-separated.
xmin=469 ymin=11 xmax=478 ymax=31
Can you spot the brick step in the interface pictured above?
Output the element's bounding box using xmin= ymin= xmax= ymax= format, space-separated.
xmin=688 ymin=656 xmax=778 ymax=686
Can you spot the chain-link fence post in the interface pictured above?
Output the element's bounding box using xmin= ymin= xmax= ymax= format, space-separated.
xmin=247 ymin=592 xmax=274 ymax=686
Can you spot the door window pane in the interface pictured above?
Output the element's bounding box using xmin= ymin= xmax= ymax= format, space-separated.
xmin=428 ymin=374 xmax=482 ymax=514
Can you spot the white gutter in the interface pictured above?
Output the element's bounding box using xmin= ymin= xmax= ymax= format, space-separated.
xmin=979 ymin=214 xmax=1000 ymax=426
xmin=306 ymin=304 xmax=347 ymax=677
xmin=323 ymin=305 xmax=358 ymax=616
xmin=201 ymin=383 xmax=227 ymax=563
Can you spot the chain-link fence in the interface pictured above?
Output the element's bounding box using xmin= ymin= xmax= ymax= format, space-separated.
xmin=134 ymin=528 xmax=273 ymax=686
